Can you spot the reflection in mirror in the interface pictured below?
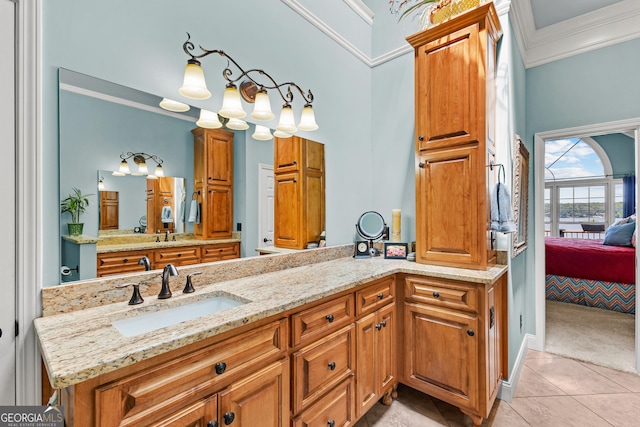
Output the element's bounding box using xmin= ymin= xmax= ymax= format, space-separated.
xmin=512 ymin=135 xmax=529 ymax=257
xmin=98 ymin=172 xmax=186 ymax=234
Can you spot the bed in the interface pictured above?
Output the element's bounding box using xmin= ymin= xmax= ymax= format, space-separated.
xmin=545 ymin=237 xmax=635 ymax=314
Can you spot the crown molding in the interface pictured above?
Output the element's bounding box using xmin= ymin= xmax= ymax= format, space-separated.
xmin=343 ymin=0 xmax=374 ymax=26
xmin=511 ymin=0 xmax=640 ymax=68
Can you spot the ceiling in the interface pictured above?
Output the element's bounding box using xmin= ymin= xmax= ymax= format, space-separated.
xmin=512 ymin=0 xmax=640 ymax=67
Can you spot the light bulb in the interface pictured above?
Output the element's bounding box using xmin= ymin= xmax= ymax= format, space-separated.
xmin=178 ymin=62 xmax=211 ymax=99
xmin=219 ymin=84 xmax=247 ymax=119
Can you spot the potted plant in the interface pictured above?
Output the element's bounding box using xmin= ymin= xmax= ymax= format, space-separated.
xmin=61 ymin=187 xmax=93 ymax=236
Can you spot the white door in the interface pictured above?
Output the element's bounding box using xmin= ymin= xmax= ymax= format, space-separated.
xmin=0 ymin=0 xmax=17 ymax=405
xmin=258 ymin=164 xmax=274 ymax=248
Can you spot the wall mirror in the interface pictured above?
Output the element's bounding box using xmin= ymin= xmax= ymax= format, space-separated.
xmin=512 ymin=134 xmax=530 ymax=257
xmin=58 ymin=69 xmax=281 ymax=283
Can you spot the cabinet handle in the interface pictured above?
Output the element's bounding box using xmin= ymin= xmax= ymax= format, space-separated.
xmin=123 ymin=258 xmax=129 ymax=263
xmin=328 ymin=362 xmax=336 ymax=371
xmin=207 ymin=422 xmax=219 ymax=427
xmin=432 ymin=291 xmax=440 ymax=298
xmin=418 ymin=135 xmax=425 ymax=141
xmin=328 ymin=421 xmax=335 ymax=427
xmin=377 ymin=293 xmax=384 ymax=299
xmin=224 ymin=412 xmax=235 ymax=425
xmin=490 ymin=306 xmax=495 ymax=329
xmin=376 ymin=323 xmax=382 ymax=331
xmin=467 ymin=329 xmax=475 ymax=337
xmin=418 ymin=162 xmax=425 ymax=168
xmin=177 ymin=253 xmax=182 ymax=257
xmin=326 ymin=314 xmax=334 ymax=323
xmin=215 ymin=362 xmax=227 ymax=375
xmin=375 ymin=320 xmax=387 ymax=331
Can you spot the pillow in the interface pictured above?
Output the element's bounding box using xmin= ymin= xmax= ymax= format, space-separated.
xmin=603 ymin=221 xmax=636 ymax=247
xmin=613 ymin=215 xmax=636 ymax=226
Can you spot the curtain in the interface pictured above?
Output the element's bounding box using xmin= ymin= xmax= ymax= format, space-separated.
xmin=623 ymin=175 xmax=635 ymax=218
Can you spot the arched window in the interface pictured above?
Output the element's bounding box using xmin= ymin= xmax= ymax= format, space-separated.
xmin=544 ymin=137 xmax=620 ymax=238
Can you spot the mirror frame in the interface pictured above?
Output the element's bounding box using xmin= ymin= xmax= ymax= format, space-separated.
xmin=512 ymin=134 xmax=530 ymax=257
xmin=356 ymin=211 xmax=387 ymax=240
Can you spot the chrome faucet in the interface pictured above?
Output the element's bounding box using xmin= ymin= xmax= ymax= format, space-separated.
xmin=138 ymin=256 xmax=151 ymax=271
xmin=165 ymin=230 xmax=170 ymax=242
xmin=158 ymin=263 xmax=178 ymax=299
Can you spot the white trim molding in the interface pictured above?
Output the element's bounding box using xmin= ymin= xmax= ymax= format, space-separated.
xmin=511 ymin=0 xmax=640 ymax=68
xmin=343 ymin=0 xmax=374 ymax=26
xmin=498 ymin=333 xmax=534 ymax=402
xmin=15 ymin=0 xmax=42 ymax=404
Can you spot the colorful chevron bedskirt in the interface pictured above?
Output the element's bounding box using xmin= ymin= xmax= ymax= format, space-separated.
xmin=546 ymin=274 xmax=635 ymax=314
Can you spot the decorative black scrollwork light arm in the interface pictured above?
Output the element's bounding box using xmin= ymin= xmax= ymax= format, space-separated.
xmin=182 ymin=33 xmax=314 ymax=106
xmin=120 ymin=152 xmax=163 ymax=166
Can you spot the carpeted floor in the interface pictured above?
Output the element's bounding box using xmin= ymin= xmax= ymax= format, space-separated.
xmin=545 ymin=300 xmax=636 ymax=372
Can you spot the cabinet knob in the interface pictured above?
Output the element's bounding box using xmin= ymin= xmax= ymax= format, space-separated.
xmin=467 ymin=329 xmax=475 ymax=337
xmin=326 ymin=314 xmax=334 ymax=323
xmin=177 ymin=253 xmax=182 ymax=257
xmin=328 ymin=361 xmax=336 ymax=371
xmin=215 ymin=362 xmax=227 ymax=375
xmin=418 ymin=135 xmax=425 ymax=141
xmin=207 ymin=422 xmax=219 ymax=427
xmin=432 ymin=291 xmax=440 ymax=298
xmin=376 ymin=323 xmax=382 ymax=331
xmin=328 ymin=421 xmax=335 ymax=427
xmin=224 ymin=412 xmax=235 ymax=425
xmin=123 ymin=258 xmax=129 ymax=263
xmin=292 ymin=160 xmax=297 ymax=165
xmin=418 ymin=162 xmax=425 ymax=169
xmin=377 ymin=293 xmax=384 ymax=299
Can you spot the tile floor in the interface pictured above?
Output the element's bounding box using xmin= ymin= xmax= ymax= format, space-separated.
xmin=354 ymin=350 xmax=640 ymax=426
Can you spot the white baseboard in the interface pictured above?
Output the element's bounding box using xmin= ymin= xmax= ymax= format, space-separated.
xmin=498 ymin=333 xmax=535 ymax=402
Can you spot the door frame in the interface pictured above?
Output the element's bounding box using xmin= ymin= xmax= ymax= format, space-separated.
xmin=533 ymin=118 xmax=640 ymax=372
xmin=258 ymin=163 xmax=274 ymax=248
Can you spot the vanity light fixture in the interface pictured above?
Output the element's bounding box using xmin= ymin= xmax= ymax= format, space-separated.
xmin=98 ymin=177 xmax=105 ymax=191
xmin=179 ymin=33 xmax=318 ymax=132
xmin=196 ymin=109 xmax=223 ymax=129
xmin=115 ymin=152 xmax=165 ymax=178
xmin=252 ymin=125 xmax=273 ymax=141
xmin=225 ymin=118 xmax=249 ymax=131
xmin=159 ymin=98 xmax=190 ymax=112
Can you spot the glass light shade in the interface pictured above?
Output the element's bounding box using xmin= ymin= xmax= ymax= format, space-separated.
xmin=252 ymin=125 xmax=273 ymax=141
xmin=154 ymin=164 xmax=164 ymax=177
xmin=146 ymin=174 xmax=158 ymax=180
xmin=218 ymin=84 xmax=247 ymax=119
xmin=196 ymin=109 xmax=223 ymax=129
xmin=159 ymin=98 xmax=190 ymax=112
xmin=298 ymin=105 xmax=318 ymax=131
xmin=98 ymin=180 xmax=105 ymax=191
xmin=276 ymin=105 xmax=297 ymax=133
xmin=178 ymin=63 xmax=211 ymax=99
xmin=112 ymin=171 xmax=125 ymax=176
xmin=250 ymin=90 xmax=275 ymax=121
xmin=118 ymin=160 xmax=130 ymax=175
xmin=137 ymin=160 xmax=149 ymax=175
xmin=273 ymin=129 xmax=292 ymax=138
xmin=226 ymin=118 xmax=249 ymax=130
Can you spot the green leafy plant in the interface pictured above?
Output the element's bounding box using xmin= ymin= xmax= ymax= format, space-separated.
xmin=393 ymin=0 xmax=440 ymax=22
xmin=61 ymin=187 xmax=93 ymax=224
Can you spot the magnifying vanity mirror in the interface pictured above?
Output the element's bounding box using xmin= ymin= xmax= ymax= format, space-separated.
xmin=355 ymin=211 xmax=388 ymax=256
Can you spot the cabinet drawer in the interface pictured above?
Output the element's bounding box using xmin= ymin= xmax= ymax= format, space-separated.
xmin=292 ymin=294 xmax=354 ymax=347
xmin=201 ymin=242 xmax=240 ymax=262
xmin=355 ymin=277 xmax=395 ymax=316
xmin=97 ymin=250 xmax=152 ymax=276
xmin=96 ymin=319 xmax=287 ymax=427
xmin=292 ymin=377 xmax=354 ymax=427
xmin=154 ymin=246 xmax=201 ymax=266
xmin=405 ymin=276 xmax=478 ymax=313
xmin=292 ymin=325 xmax=355 ymax=414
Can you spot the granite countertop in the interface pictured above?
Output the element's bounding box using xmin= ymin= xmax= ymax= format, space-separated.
xmin=35 ymin=256 xmax=507 ymax=389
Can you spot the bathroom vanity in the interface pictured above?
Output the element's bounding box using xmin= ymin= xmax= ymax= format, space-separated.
xmin=36 ymin=245 xmax=507 ymax=426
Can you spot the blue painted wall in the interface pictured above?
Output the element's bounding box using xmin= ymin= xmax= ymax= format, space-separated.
xmin=592 ymin=133 xmax=635 ymax=179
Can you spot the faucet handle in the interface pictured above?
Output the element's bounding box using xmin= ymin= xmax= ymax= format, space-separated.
xmin=116 ymin=283 xmax=145 ymax=305
xmin=183 ymin=271 xmax=202 ymax=294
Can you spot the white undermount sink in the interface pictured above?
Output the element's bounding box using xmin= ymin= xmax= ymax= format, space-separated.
xmin=112 ymin=294 xmax=248 ymax=337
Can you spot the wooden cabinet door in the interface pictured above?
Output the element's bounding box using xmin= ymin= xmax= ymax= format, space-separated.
xmin=415 ymin=23 xmax=479 ymax=151
xmin=155 ymin=395 xmax=218 ymax=427
xmin=416 ymin=145 xmax=484 ymax=269
xmin=205 ymin=130 xmax=233 ymax=186
xmin=274 ymin=136 xmax=301 ymax=174
xmin=292 ymin=377 xmax=354 ymax=427
xmin=377 ymin=303 xmax=396 ymax=395
xmin=404 ymin=302 xmax=479 ymax=411
xmin=99 ymin=191 xmax=119 ymax=230
xmin=304 ymin=171 xmax=325 ymax=246
xmin=206 ymin=184 xmax=233 ymax=238
xmin=219 ymin=359 xmax=289 ymax=427
xmin=274 ymin=172 xmax=301 ymax=248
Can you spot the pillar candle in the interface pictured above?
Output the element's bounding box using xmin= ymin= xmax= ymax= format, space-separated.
xmin=391 ymin=209 xmax=401 ymax=242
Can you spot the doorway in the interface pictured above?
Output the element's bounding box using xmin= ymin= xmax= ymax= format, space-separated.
xmin=534 ymin=119 xmax=640 ymax=372
xmin=258 ymin=164 xmax=274 ymax=248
